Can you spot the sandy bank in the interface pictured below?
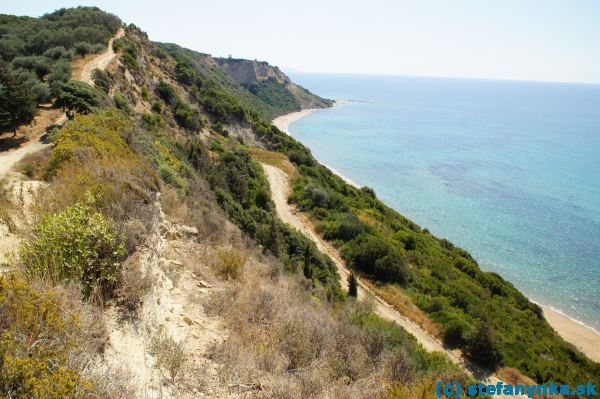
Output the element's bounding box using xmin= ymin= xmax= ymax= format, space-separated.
xmin=540 ymin=305 xmax=600 ymax=362
xmin=271 ymin=105 xmax=600 ymax=364
xmin=272 ymin=108 xmax=319 ymax=134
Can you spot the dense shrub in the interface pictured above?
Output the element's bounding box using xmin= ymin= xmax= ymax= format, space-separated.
xmin=288 ymin=149 xmax=314 ymax=166
xmin=323 ymin=213 xmax=366 ymax=241
xmin=41 ymin=110 xmax=158 ymax=253
xmin=155 ymin=80 xmax=176 ymax=104
xmin=21 ymin=199 xmax=127 ymax=299
xmin=0 ymin=276 xmax=92 ymax=397
xmin=11 ymin=55 xmax=51 ymax=78
xmin=48 ymin=59 xmax=71 ymax=97
xmin=92 ymin=68 xmax=110 ymax=93
xmin=463 ymin=323 xmax=503 ymax=370
xmin=74 ymin=41 xmax=92 ymax=56
xmin=373 ymin=250 xmax=411 ymax=284
xmin=12 ymin=68 xmax=51 ymax=103
xmin=43 ymin=45 xmax=72 ymax=60
xmin=113 ymin=91 xmax=129 ymax=112
xmin=0 ymin=64 xmax=37 ymax=134
xmin=343 ymin=235 xmax=390 ymax=275
xmin=55 ymin=80 xmax=110 ymax=118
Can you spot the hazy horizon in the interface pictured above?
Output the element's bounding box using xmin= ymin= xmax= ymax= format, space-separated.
xmin=3 ymin=0 xmax=600 ymax=84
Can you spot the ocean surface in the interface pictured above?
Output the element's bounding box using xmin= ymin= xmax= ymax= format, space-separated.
xmin=286 ymin=73 xmax=600 ymax=329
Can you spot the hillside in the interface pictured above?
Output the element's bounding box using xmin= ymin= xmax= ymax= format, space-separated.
xmin=216 ymin=57 xmax=333 ymax=112
xmin=0 ymin=8 xmax=598 ymax=398
xmin=157 ymin=43 xmax=332 ymax=120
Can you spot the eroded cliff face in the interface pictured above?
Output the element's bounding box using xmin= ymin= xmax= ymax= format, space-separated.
xmin=216 ymin=57 xmax=333 ymax=110
xmin=216 ymin=58 xmax=286 ymax=85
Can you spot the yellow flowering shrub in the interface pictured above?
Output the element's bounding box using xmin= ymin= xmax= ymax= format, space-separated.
xmin=0 ymin=275 xmax=92 ymax=398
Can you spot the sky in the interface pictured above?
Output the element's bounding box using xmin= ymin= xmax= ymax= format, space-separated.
xmin=3 ymin=0 xmax=600 ymax=83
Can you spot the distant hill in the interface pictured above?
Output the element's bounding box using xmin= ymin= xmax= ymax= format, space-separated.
xmin=216 ymin=57 xmax=333 ymax=111
xmin=157 ymin=43 xmax=331 ymax=120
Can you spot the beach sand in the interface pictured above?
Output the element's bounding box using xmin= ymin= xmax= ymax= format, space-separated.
xmin=541 ymin=305 xmax=600 ymax=362
xmin=272 ymin=108 xmax=320 ymax=134
xmin=272 ymin=104 xmax=600 ymax=364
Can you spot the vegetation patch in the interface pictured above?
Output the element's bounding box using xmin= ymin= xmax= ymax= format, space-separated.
xmin=21 ymin=199 xmax=126 ymax=300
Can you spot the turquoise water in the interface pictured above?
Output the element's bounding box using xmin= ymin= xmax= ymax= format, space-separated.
xmin=287 ymin=73 xmax=600 ymax=329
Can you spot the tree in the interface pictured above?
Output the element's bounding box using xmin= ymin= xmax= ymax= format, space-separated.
xmin=348 ymin=273 xmax=358 ymax=297
xmin=0 ymin=64 xmax=37 ymax=136
xmin=55 ymin=80 xmax=108 ymax=118
xmin=464 ymin=322 xmax=503 ymax=370
xmin=303 ymin=243 xmax=312 ymax=279
xmin=267 ymin=217 xmax=281 ymax=257
xmin=374 ymin=250 xmax=411 ymax=284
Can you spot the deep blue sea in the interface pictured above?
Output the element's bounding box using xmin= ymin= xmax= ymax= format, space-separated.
xmin=287 ymin=73 xmax=600 ymax=329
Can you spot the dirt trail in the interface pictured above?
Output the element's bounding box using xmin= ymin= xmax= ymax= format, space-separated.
xmin=261 ymin=162 xmax=525 ymax=392
xmin=0 ymin=29 xmax=124 ymax=180
xmin=261 ymin=164 xmax=451 ymax=354
xmin=80 ymin=28 xmax=124 ymax=85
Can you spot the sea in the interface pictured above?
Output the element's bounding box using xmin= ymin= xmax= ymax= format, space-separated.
xmin=286 ymin=72 xmax=600 ymax=330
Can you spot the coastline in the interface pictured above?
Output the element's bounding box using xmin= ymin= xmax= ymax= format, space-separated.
xmin=272 ymin=104 xmax=600 ymax=364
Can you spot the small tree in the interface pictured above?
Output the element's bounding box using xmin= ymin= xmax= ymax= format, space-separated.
xmin=0 ymin=64 xmax=37 ymax=136
xmin=55 ymin=80 xmax=109 ymax=118
xmin=303 ymin=243 xmax=312 ymax=279
xmin=348 ymin=273 xmax=358 ymax=297
xmin=267 ymin=217 xmax=281 ymax=257
xmin=464 ymin=322 xmax=503 ymax=370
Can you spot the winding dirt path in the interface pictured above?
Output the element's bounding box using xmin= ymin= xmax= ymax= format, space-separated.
xmin=0 ymin=28 xmax=124 ymax=179
xmin=80 ymin=28 xmax=124 ymax=85
xmin=262 ymin=164 xmax=451 ymax=354
xmin=261 ymin=162 xmax=527 ymax=392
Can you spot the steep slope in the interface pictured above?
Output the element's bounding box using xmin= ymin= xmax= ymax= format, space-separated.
xmin=2 ymin=9 xmax=598 ymax=398
xmin=0 ymin=18 xmax=464 ymax=398
xmin=158 ymin=43 xmax=332 ymax=119
xmin=216 ymin=57 xmax=333 ymax=112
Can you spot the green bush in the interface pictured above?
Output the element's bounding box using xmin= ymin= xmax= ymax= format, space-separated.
xmin=48 ymin=60 xmax=71 ymax=97
xmin=121 ymin=51 xmax=138 ymax=70
xmin=92 ymin=68 xmax=110 ymax=93
xmin=43 ymin=46 xmax=72 ymax=60
xmin=463 ymin=323 xmax=503 ymax=370
xmin=151 ymin=101 xmax=162 ymax=113
xmin=55 ymin=80 xmax=109 ymax=118
xmin=113 ymin=91 xmax=129 ymax=112
xmin=142 ymin=112 xmax=164 ymax=129
xmin=343 ymin=235 xmax=390 ymax=275
xmin=0 ymin=64 xmax=37 ymax=134
xmin=74 ymin=41 xmax=92 ymax=56
xmin=442 ymin=318 xmax=467 ymax=347
xmin=374 ymin=250 xmax=411 ymax=284
xmin=155 ymin=80 xmax=176 ymax=104
xmin=21 ymin=199 xmax=126 ymax=299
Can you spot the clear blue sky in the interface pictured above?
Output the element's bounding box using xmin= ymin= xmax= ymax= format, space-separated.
xmin=4 ymin=0 xmax=600 ymax=83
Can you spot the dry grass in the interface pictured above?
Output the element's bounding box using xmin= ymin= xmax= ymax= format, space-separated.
xmin=0 ymin=183 xmax=18 ymax=234
xmin=248 ymin=147 xmax=297 ymax=179
xmin=366 ymin=281 xmax=442 ymax=338
xmin=15 ymin=147 xmax=52 ymax=180
xmin=216 ymin=247 xmax=247 ymax=280
xmin=161 ymin=182 xmax=236 ymax=244
xmin=115 ymin=253 xmax=153 ymax=314
xmin=149 ymin=331 xmax=187 ymax=384
xmin=202 ymin=257 xmax=424 ymax=399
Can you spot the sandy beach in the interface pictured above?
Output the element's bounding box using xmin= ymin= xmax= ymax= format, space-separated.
xmin=272 ymin=105 xmax=600 ymax=364
xmin=272 ymin=108 xmax=320 ymax=134
xmin=540 ymin=305 xmax=600 ymax=362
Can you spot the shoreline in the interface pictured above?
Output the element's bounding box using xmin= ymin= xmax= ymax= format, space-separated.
xmin=271 ymin=104 xmax=600 ymax=363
